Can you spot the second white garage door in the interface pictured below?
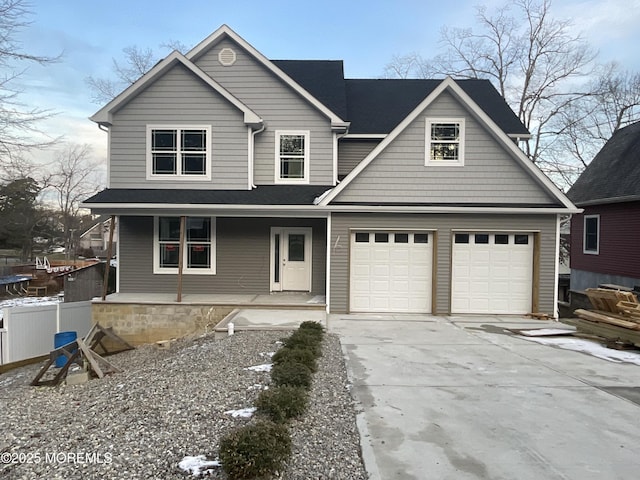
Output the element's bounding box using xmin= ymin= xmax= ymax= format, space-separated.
xmin=350 ymin=232 xmax=432 ymax=313
xmin=451 ymin=232 xmax=533 ymax=314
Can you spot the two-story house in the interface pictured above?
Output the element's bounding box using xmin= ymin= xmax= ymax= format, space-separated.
xmin=83 ymin=25 xmax=578 ymax=343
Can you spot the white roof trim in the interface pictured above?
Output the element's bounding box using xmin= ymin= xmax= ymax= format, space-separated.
xmin=90 ymin=51 xmax=262 ymax=127
xmin=320 ymin=77 xmax=575 ymax=210
xmin=343 ymin=134 xmax=387 ymax=139
xmin=186 ymin=25 xmax=346 ymax=126
xmin=80 ymin=201 xmax=579 ymax=215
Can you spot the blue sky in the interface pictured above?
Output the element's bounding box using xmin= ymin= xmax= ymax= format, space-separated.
xmin=13 ymin=0 xmax=640 ymax=170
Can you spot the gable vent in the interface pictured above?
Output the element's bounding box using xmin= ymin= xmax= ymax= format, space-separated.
xmin=218 ymin=47 xmax=237 ymax=66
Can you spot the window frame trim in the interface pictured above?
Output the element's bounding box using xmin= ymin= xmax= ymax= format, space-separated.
xmin=274 ymin=130 xmax=310 ymax=184
xmin=146 ymin=125 xmax=212 ymax=181
xmin=424 ymin=118 xmax=465 ymax=167
xmin=583 ymin=214 xmax=600 ymax=255
xmin=153 ymin=216 xmax=217 ymax=275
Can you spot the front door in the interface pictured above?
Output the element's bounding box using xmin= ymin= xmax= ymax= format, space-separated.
xmin=271 ymin=227 xmax=312 ymax=292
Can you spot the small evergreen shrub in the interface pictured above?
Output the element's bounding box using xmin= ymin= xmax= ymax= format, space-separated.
xmin=272 ymin=346 xmax=317 ymax=372
xmin=219 ymin=420 xmax=291 ymax=480
xmin=256 ymin=385 xmax=308 ymax=423
xmin=283 ymin=330 xmax=322 ymax=356
xmin=299 ymin=320 xmax=324 ymax=336
xmin=271 ymin=361 xmax=313 ymax=389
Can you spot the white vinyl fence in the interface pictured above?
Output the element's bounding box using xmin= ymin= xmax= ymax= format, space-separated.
xmin=0 ymin=301 xmax=92 ymax=365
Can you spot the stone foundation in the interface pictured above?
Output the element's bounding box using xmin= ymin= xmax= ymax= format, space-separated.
xmin=91 ymin=302 xmax=235 ymax=345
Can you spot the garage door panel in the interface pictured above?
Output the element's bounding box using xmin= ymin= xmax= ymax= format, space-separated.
xmin=350 ymin=231 xmax=432 ymax=313
xmin=452 ymin=233 xmax=533 ymax=314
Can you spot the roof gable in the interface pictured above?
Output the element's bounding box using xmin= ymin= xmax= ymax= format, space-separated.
xmin=567 ymin=121 xmax=640 ymax=205
xmin=90 ymin=51 xmax=262 ymax=127
xmin=320 ymin=77 xmax=576 ymax=211
xmin=186 ymin=25 xmax=347 ymax=129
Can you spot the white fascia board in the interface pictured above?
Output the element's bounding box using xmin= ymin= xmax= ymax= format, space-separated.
xmin=80 ymin=201 xmax=580 ymax=216
xmin=319 ymin=78 xmax=453 ymax=205
xmin=90 ymin=50 xmax=262 ymax=128
xmin=343 ymin=133 xmax=387 ymax=139
xmin=326 ymin=205 xmax=581 ymax=214
xmin=81 ymin=204 xmax=331 ymax=218
xmin=186 ymin=25 xmax=346 ymax=125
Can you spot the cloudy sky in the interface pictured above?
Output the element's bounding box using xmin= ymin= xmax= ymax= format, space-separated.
xmin=12 ymin=0 xmax=640 ymax=180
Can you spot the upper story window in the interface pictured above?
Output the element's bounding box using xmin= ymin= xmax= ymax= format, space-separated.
xmin=147 ymin=125 xmax=212 ymax=180
xmin=153 ymin=216 xmax=216 ymax=274
xmin=275 ymin=130 xmax=309 ymax=184
xmin=583 ymin=215 xmax=599 ymax=255
xmin=425 ymin=118 xmax=465 ymax=166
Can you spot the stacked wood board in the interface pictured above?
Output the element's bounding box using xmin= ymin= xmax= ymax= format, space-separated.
xmin=567 ymin=288 xmax=640 ymax=347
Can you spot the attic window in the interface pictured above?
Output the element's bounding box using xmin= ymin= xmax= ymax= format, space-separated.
xmin=218 ymin=48 xmax=236 ymax=66
xmin=425 ymin=118 xmax=465 ymax=166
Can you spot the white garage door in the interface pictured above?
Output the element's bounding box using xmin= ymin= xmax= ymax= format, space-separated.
xmin=451 ymin=233 xmax=533 ymax=314
xmin=350 ymin=232 xmax=432 ymax=313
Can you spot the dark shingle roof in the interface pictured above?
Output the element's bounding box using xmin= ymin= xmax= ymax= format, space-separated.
xmin=344 ymin=79 xmax=529 ymax=135
xmin=272 ymin=60 xmax=348 ymax=119
xmin=272 ymin=60 xmax=528 ymax=136
xmin=83 ymin=185 xmax=334 ymax=206
xmin=567 ymin=121 xmax=640 ymax=205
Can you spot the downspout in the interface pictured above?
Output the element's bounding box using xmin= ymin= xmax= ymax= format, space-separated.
xmin=333 ymin=131 xmax=349 ymax=185
xmin=98 ymin=123 xmax=110 ymax=188
xmin=248 ymin=124 xmax=266 ymax=189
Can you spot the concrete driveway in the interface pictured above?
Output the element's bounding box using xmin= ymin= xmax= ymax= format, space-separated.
xmin=329 ymin=314 xmax=640 ymax=480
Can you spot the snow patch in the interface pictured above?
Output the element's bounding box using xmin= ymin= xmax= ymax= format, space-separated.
xmin=259 ymin=351 xmax=275 ymax=358
xmin=518 ymin=328 xmax=575 ymax=337
xmin=518 ymin=336 xmax=640 ymax=365
xmin=245 ymin=363 xmax=272 ymax=372
xmin=0 ymin=296 xmax=62 ymax=320
xmin=247 ymin=384 xmax=268 ymax=391
xmin=178 ymin=455 xmax=221 ymax=477
xmin=224 ymin=407 xmax=256 ymax=418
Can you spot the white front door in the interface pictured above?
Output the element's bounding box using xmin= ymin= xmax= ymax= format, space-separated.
xmin=271 ymin=227 xmax=312 ymax=292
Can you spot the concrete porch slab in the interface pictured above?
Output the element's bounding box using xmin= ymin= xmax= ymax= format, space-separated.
xmin=98 ymin=292 xmax=326 ymax=308
xmin=214 ymin=308 xmax=326 ymax=337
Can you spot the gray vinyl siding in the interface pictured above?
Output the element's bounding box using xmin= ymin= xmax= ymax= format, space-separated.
xmin=193 ymin=38 xmax=334 ymax=185
xmin=334 ymin=91 xmax=555 ymax=205
xmin=109 ymin=64 xmax=248 ymax=190
xmin=118 ymin=216 xmax=326 ymax=295
xmin=338 ymin=139 xmax=380 ymax=177
xmin=329 ymin=213 xmax=558 ymax=314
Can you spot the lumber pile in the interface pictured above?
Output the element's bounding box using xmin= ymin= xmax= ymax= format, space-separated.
xmin=569 ymin=288 xmax=640 ymax=347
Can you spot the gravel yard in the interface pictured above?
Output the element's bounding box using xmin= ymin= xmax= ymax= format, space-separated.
xmin=0 ymin=331 xmax=368 ymax=479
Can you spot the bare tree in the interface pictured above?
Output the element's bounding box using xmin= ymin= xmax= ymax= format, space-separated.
xmin=0 ymin=0 xmax=60 ymax=167
xmin=44 ymin=143 xmax=103 ymax=254
xmin=384 ymin=0 xmax=599 ymax=189
xmin=86 ymin=40 xmax=188 ymax=104
xmin=552 ymin=62 xmax=640 ymax=176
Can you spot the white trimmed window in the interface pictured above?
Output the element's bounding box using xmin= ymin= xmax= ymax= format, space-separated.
xmin=583 ymin=215 xmax=599 ymax=255
xmin=275 ymin=130 xmax=309 ymax=183
xmin=425 ymin=118 xmax=465 ymax=166
xmin=153 ymin=216 xmax=216 ymax=274
xmin=147 ymin=125 xmax=212 ymax=180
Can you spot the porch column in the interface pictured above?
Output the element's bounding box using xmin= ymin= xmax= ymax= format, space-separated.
xmin=101 ymin=215 xmax=116 ymax=301
xmin=176 ymin=216 xmax=186 ymax=302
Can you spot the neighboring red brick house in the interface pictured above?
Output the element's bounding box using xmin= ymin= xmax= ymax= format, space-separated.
xmin=567 ymin=121 xmax=640 ymax=291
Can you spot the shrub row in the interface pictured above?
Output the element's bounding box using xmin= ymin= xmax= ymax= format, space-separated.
xmin=219 ymin=321 xmax=325 ymax=479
